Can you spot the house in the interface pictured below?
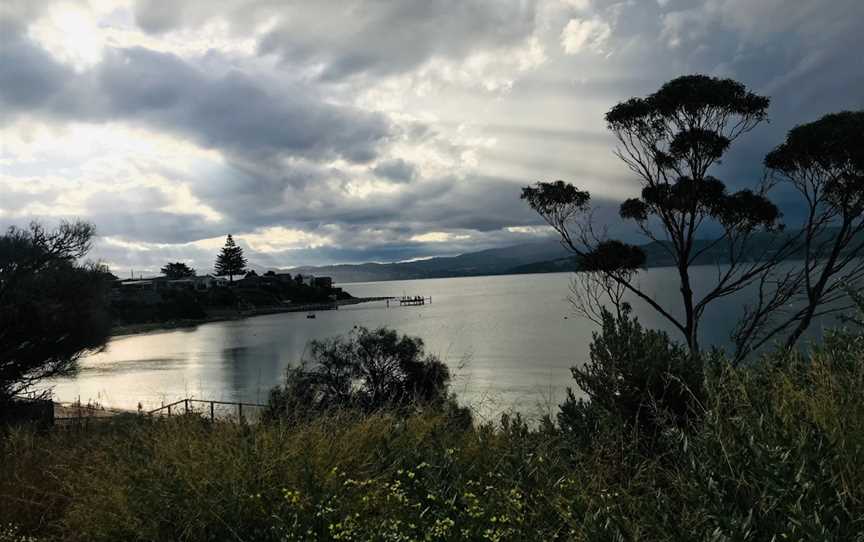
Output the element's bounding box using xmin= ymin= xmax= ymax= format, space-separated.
xmin=199 ymin=274 xmax=228 ymax=289
xmin=112 ymin=279 xmax=161 ymax=304
xmin=237 ymin=270 xmax=262 ymax=288
xmin=209 ymin=275 xmax=231 ymax=287
xmin=297 ymin=274 xmax=316 ymax=287
xmin=260 ymin=271 xmax=281 ymax=288
xmin=163 ymin=278 xmax=196 ymax=290
xmin=313 ymin=276 xmax=333 ymax=289
xmin=139 ymin=275 xmax=228 ymax=292
xmin=172 ymin=275 xmax=225 ymax=290
xmin=115 ymin=279 xmax=158 ymax=291
xmin=116 ymin=278 xmax=184 ymax=293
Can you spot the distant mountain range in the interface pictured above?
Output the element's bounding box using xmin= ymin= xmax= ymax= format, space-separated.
xmin=280 ymin=228 xmax=862 ymax=284
xmin=283 ymin=240 xmax=573 ymax=283
xmin=279 ymin=237 xmax=744 ymax=284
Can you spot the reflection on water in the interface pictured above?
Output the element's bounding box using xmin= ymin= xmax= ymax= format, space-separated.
xmin=47 ymin=269 xmax=830 ymax=420
xmin=78 ymin=357 xmax=185 ymax=375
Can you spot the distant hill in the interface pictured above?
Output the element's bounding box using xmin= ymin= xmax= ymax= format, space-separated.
xmin=280 ymin=238 xmax=745 ymax=283
xmin=284 ymin=240 xmax=571 ymax=283
xmin=280 ymin=228 xmax=863 ymax=284
xmin=502 ymin=239 xmax=734 ymax=275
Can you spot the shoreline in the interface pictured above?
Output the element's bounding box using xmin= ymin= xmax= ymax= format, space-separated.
xmin=111 ymin=296 xmax=393 ymax=337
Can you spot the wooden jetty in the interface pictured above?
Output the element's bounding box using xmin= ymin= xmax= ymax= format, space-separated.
xmin=397 ymin=295 xmax=431 ymax=306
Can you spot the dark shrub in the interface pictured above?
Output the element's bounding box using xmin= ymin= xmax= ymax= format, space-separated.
xmin=157 ymin=290 xmax=206 ymax=320
xmin=0 ymin=221 xmax=110 ymax=402
xmin=556 ymin=391 xmax=609 ymax=449
xmin=265 ymin=327 xmax=469 ymax=423
xmin=559 ymin=307 xmax=704 ymax=446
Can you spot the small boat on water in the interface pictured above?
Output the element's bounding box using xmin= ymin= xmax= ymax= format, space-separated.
xmin=306 ymin=313 xmax=316 ymax=319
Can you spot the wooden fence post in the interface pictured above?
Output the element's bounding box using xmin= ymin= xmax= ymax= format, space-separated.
xmin=210 ymin=402 xmax=215 ymax=422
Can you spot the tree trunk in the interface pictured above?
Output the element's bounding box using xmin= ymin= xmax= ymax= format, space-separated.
xmin=784 ymin=221 xmax=849 ymax=351
xmin=784 ymin=278 xmax=825 ymax=350
xmin=678 ymin=264 xmax=698 ymax=354
xmin=784 ymin=310 xmax=813 ymax=350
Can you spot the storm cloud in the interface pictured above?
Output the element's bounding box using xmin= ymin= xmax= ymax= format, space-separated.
xmin=1 ymin=39 xmax=393 ymax=164
xmin=1 ymin=0 xmax=863 ymax=274
xmin=134 ymin=0 xmax=539 ymax=79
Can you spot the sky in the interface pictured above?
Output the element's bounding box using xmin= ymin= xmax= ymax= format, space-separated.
xmin=2 ymin=0 xmax=862 ymax=275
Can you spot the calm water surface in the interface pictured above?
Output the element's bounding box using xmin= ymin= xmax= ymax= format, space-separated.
xmin=47 ymin=269 xmax=827 ymax=420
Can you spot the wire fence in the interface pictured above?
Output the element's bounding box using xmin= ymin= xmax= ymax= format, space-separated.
xmin=147 ymin=398 xmax=268 ymax=423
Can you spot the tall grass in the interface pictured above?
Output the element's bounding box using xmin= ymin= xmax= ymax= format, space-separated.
xmin=2 ymin=338 xmax=863 ymax=541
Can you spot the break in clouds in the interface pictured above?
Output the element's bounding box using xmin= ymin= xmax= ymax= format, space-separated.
xmin=1 ymin=0 xmax=863 ymax=273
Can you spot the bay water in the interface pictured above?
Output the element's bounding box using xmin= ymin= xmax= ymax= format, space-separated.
xmin=47 ymin=268 xmax=832 ymax=420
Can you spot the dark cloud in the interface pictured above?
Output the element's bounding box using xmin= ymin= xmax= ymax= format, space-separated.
xmin=101 ymin=48 xmax=391 ymax=163
xmin=0 ymin=40 xmax=393 ymax=164
xmin=89 ymin=212 xmax=232 ymax=245
xmin=132 ymin=0 xmax=539 ymax=80
xmin=373 ymin=159 xmax=417 ymax=183
xmin=260 ymin=1 xmax=538 ymax=80
xmin=132 ymin=0 xmax=271 ymax=35
xmin=132 ymin=0 xmax=190 ymax=33
xmin=0 ymin=28 xmax=74 ymax=113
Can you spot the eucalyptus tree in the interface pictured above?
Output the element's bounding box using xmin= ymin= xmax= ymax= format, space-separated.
xmin=523 ymin=75 xmax=788 ymax=355
xmin=733 ymin=111 xmax=864 ymax=357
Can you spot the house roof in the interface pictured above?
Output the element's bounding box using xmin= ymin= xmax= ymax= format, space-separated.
xmin=118 ymin=279 xmax=154 ymax=285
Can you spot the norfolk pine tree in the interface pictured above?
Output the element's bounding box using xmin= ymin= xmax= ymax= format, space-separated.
xmin=214 ymin=234 xmax=247 ymax=283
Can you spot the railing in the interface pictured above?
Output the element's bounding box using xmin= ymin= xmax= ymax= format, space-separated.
xmin=147 ymin=398 xmax=268 ymax=423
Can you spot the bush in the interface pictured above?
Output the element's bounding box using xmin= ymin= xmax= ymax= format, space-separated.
xmin=662 ymin=339 xmax=864 ymax=539
xmin=156 ymin=290 xmax=206 ymax=320
xmin=204 ymin=286 xmax=237 ymax=307
xmin=556 ymin=391 xmax=608 ymax=449
xmin=265 ymin=327 xmax=469 ymax=423
xmin=559 ymin=307 xmax=704 ymax=447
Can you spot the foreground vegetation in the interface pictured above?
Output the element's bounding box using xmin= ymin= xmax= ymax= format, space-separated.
xmin=3 ymin=329 xmax=863 ymax=541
